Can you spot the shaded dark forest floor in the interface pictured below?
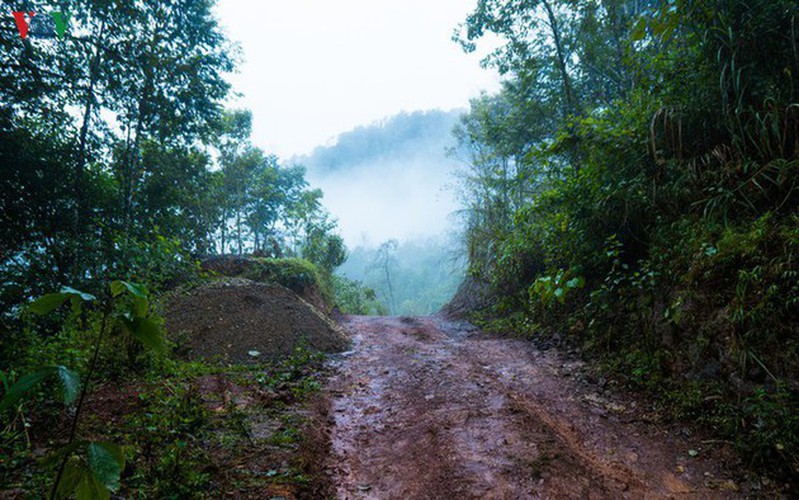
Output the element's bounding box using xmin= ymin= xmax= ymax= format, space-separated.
xmin=324 ymin=315 xmax=763 ymax=498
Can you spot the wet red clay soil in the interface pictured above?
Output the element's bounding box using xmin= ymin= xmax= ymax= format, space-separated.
xmin=327 ymin=315 xmax=741 ymax=499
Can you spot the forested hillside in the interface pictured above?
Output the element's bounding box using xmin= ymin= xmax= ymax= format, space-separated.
xmin=451 ymin=0 xmax=798 ymax=474
xmin=0 ymin=2 xmax=346 ymax=496
xmin=0 ymin=2 xmax=345 ymax=327
xmin=299 ymin=109 xmax=461 ymax=174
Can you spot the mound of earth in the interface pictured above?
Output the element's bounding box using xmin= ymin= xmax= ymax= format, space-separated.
xmin=199 ymin=254 xmax=331 ymax=313
xmin=165 ymin=278 xmax=348 ymax=363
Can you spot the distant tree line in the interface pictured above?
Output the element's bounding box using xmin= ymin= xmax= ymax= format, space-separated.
xmin=300 ymin=109 xmax=462 ymax=172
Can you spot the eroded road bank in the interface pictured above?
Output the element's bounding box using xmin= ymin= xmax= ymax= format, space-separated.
xmin=326 ymin=315 xmax=740 ymax=499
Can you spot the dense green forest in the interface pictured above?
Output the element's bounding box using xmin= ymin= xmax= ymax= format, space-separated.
xmin=0 ymin=1 xmax=346 ymax=325
xmin=0 ymin=2 xmax=348 ymax=496
xmin=2 ymin=0 xmax=799 ymax=495
xmin=451 ymin=0 xmax=798 ymax=474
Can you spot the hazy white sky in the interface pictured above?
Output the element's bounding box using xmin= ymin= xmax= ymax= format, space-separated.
xmin=215 ymin=0 xmax=500 ymax=158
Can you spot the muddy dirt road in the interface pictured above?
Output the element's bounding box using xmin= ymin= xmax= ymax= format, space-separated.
xmin=327 ymin=316 xmax=740 ymax=499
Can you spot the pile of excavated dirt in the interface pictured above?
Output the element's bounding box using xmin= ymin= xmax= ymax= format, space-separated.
xmin=198 ymin=254 xmax=331 ymax=313
xmin=165 ymin=278 xmax=348 ymax=363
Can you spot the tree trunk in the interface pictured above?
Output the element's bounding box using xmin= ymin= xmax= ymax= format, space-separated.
xmin=542 ymin=0 xmax=577 ymax=116
xmin=75 ymin=19 xmax=106 ymax=227
xmin=220 ymin=210 xmax=227 ymax=254
xmin=384 ymin=260 xmax=396 ymax=315
xmin=236 ymin=211 xmax=243 ymax=255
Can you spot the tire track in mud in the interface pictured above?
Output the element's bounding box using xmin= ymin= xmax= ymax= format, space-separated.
xmin=327 ymin=316 xmax=737 ymax=499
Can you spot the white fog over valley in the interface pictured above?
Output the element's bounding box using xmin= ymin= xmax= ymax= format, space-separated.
xmin=298 ymin=110 xmax=463 ymax=246
xmin=297 ymin=110 xmax=468 ymax=314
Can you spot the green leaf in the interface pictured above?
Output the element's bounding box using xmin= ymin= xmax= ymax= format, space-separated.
xmin=76 ymin=471 xmax=110 ymax=500
xmin=60 ymin=287 xmax=96 ymax=302
xmin=111 ymin=281 xmax=150 ymax=316
xmin=133 ymin=296 xmax=149 ymax=317
xmin=87 ymin=442 xmax=125 ymax=492
xmin=109 ymin=281 xmax=125 ymax=297
xmin=56 ymin=460 xmax=86 ymax=498
xmin=122 ymin=317 xmax=166 ymax=353
xmin=29 ymin=293 xmax=69 ymax=315
xmin=30 ymin=287 xmax=95 ymax=315
xmin=1 ymin=366 xmax=80 ymax=411
xmin=631 ymin=18 xmax=646 ymax=41
xmin=57 ymin=366 xmax=81 ymax=406
xmin=0 ymin=366 xmax=58 ymax=412
xmin=110 ymin=281 xmax=148 ymax=298
xmin=69 ymin=296 xmax=84 ymax=315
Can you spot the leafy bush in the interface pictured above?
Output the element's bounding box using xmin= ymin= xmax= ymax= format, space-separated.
xmin=121 ymin=376 xmax=212 ymax=497
xmin=454 ymin=0 xmax=799 ymax=476
xmin=716 ymin=387 xmax=799 ymax=472
xmin=111 ymin=232 xmax=203 ymax=293
xmin=244 ymin=258 xmax=320 ymax=292
xmin=0 ymin=281 xmax=166 ymax=498
xmin=243 ymin=257 xmax=334 ymax=306
xmin=530 ymin=270 xmax=584 ymax=307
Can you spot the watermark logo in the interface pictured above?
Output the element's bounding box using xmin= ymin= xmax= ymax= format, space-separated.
xmin=11 ymin=11 xmax=71 ymax=40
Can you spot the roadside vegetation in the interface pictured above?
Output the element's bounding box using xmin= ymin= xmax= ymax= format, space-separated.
xmin=4 ymin=0 xmax=798 ymax=495
xmin=0 ymin=1 xmax=345 ymax=496
xmin=451 ymin=0 xmax=798 ymax=478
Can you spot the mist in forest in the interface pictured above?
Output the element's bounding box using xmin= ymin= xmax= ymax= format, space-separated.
xmin=299 ymin=109 xmax=463 ymax=246
xmin=338 ymin=236 xmax=465 ymax=316
xmin=297 ymin=109 xmax=466 ymax=313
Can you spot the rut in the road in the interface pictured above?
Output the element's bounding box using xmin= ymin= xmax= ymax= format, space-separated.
xmin=327 ymin=316 xmax=737 ymax=499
